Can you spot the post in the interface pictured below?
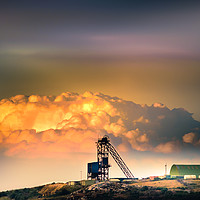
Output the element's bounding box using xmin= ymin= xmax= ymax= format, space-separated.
xmin=165 ymin=163 xmax=167 ymax=175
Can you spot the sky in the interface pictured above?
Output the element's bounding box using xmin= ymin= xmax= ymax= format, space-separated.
xmin=0 ymin=0 xmax=200 ymax=192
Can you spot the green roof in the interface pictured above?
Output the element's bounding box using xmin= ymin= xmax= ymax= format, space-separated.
xmin=170 ymin=164 xmax=200 ymax=176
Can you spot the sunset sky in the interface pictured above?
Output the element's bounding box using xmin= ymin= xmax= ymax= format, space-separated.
xmin=0 ymin=0 xmax=200 ymax=192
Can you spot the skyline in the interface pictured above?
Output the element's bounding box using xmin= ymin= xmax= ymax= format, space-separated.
xmin=0 ymin=0 xmax=200 ymax=192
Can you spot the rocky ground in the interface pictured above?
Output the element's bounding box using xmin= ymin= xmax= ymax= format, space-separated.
xmin=1 ymin=179 xmax=200 ymax=200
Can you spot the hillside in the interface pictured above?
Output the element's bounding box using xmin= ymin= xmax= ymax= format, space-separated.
xmin=1 ymin=179 xmax=200 ymax=200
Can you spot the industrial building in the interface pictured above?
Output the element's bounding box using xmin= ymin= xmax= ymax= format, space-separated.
xmin=170 ymin=164 xmax=200 ymax=179
xmin=80 ymin=180 xmax=96 ymax=186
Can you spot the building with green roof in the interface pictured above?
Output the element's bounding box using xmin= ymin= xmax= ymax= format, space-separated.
xmin=170 ymin=164 xmax=200 ymax=179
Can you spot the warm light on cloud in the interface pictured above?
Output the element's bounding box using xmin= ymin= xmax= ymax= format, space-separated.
xmin=122 ymin=129 xmax=150 ymax=152
xmin=154 ymin=141 xmax=179 ymax=154
xmin=183 ymin=132 xmax=195 ymax=143
xmin=0 ymin=92 xmax=200 ymax=158
xmin=152 ymin=102 xmax=166 ymax=108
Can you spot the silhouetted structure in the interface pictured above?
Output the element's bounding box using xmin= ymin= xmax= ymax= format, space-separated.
xmin=87 ymin=135 xmax=134 ymax=181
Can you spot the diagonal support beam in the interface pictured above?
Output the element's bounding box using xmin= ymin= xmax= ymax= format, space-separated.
xmin=107 ymin=143 xmax=134 ymax=178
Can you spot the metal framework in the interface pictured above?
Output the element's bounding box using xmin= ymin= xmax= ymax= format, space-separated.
xmin=97 ymin=135 xmax=110 ymax=180
xmin=108 ymin=142 xmax=134 ymax=179
xmin=96 ymin=135 xmax=134 ymax=181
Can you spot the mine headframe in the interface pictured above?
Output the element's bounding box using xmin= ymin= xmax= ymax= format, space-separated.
xmin=87 ymin=135 xmax=134 ymax=181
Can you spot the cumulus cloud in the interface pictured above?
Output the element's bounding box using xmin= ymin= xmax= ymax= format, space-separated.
xmin=154 ymin=141 xmax=180 ymax=154
xmin=182 ymin=132 xmax=200 ymax=146
xmin=0 ymin=92 xmax=200 ymax=158
xmin=153 ymin=102 xmax=166 ymax=108
xmin=183 ymin=132 xmax=196 ymax=144
xmin=122 ymin=129 xmax=150 ymax=152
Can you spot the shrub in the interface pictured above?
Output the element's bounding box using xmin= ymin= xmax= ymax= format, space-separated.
xmin=141 ymin=186 xmax=148 ymax=191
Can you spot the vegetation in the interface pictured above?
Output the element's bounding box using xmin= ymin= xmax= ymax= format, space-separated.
xmin=0 ymin=186 xmax=43 ymax=200
xmin=1 ymin=180 xmax=200 ymax=200
xmin=53 ymin=185 xmax=83 ymax=196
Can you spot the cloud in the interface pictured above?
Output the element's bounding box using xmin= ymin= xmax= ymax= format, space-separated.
xmin=152 ymin=103 xmax=166 ymax=108
xmin=182 ymin=132 xmax=200 ymax=146
xmin=183 ymin=132 xmax=196 ymax=144
xmin=154 ymin=141 xmax=180 ymax=154
xmin=3 ymin=128 xmax=98 ymax=158
xmin=122 ymin=129 xmax=150 ymax=152
xmin=0 ymin=92 xmax=200 ymax=158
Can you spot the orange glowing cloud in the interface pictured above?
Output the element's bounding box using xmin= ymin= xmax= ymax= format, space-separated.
xmin=0 ymin=92 xmax=199 ymax=158
xmin=182 ymin=132 xmax=196 ymax=144
xmin=154 ymin=141 xmax=180 ymax=154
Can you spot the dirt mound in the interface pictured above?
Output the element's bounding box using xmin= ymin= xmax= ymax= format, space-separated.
xmin=132 ymin=180 xmax=184 ymax=189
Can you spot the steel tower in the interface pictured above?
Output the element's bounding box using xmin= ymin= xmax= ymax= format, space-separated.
xmin=96 ymin=135 xmax=110 ymax=180
xmin=87 ymin=135 xmax=134 ymax=181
